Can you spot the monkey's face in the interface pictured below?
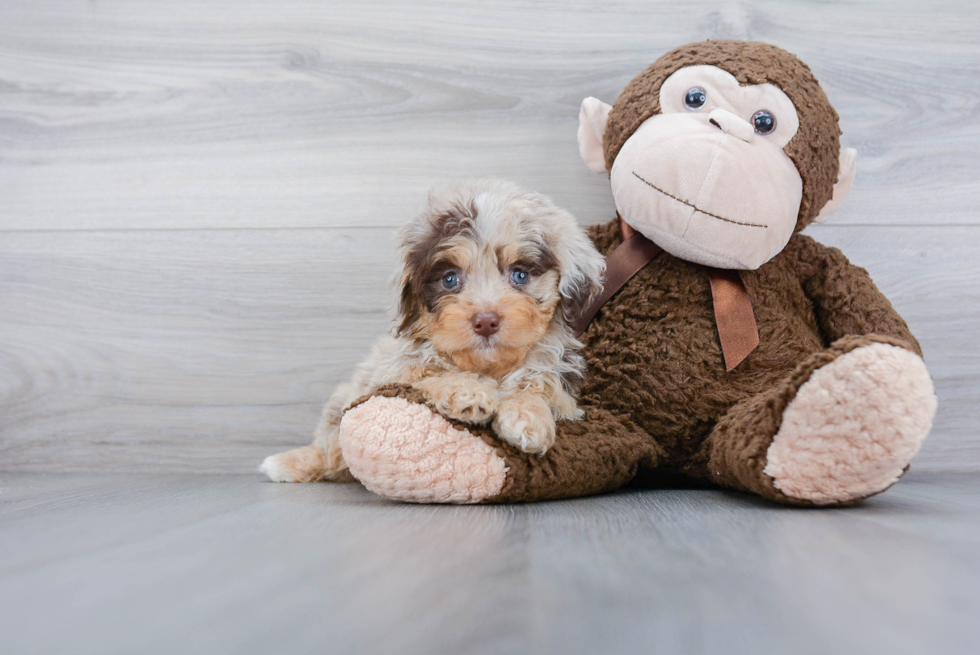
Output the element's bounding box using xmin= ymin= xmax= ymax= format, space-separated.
xmin=611 ymin=65 xmax=803 ymax=270
xmin=610 ymin=66 xmax=803 ymax=269
xmin=579 ymin=44 xmax=856 ymax=270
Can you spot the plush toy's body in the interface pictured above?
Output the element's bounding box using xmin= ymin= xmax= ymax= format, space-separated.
xmin=335 ymin=40 xmax=937 ymax=506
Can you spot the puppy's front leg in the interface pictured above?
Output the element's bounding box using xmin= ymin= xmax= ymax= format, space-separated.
xmin=414 ymin=372 xmax=498 ymax=425
xmin=493 ymin=392 xmax=556 ymax=455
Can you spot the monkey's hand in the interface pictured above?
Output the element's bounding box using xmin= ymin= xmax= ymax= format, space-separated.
xmin=413 ymin=373 xmax=498 ymax=425
xmin=493 ymin=392 xmax=556 ymax=455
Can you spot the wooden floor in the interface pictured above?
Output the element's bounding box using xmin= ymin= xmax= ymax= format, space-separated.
xmin=0 ymin=472 xmax=978 ymax=655
xmin=1 ymin=2 xmax=979 ymax=653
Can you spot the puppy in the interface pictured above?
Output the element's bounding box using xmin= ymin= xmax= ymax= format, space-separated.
xmin=260 ymin=179 xmax=605 ymax=483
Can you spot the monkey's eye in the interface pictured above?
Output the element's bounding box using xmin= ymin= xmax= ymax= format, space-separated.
xmin=751 ymin=110 xmax=776 ymax=135
xmin=684 ymin=87 xmax=707 ymax=110
xmin=441 ymin=271 xmax=461 ymax=290
xmin=510 ymin=268 xmax=530 ymax=286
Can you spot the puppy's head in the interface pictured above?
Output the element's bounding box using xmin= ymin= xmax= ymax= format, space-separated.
xmin=396 ymin=179 xmax=604 ymax=377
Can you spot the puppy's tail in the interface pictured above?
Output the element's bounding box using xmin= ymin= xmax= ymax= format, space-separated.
xmin=259 ymin=445 xmax=356 ymax=483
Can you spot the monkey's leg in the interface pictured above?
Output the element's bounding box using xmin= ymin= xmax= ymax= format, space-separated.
xmin=694 ymin=336 xmax=936 ymax=506
xmin=338 ymin=386 xmax=661 ymax=504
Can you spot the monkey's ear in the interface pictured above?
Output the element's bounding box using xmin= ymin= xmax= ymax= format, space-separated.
xmin=578 ymin=97 xmax=613 ymax=174
xmin=813 ymin=148 xmax=857 ymax=223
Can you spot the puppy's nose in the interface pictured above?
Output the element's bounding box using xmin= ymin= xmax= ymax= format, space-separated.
xmin=471 ymin=312 xmax=501 ymax=337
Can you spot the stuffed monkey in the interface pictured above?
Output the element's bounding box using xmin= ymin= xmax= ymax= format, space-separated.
xmin=335 ymin=40 xmax=937 ymax=506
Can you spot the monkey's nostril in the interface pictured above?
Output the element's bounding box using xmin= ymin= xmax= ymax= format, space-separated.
xmin=707 ymin=108 xmax=754 ymax=142
xmin=471 ymin=312 xmax=501 ymax=337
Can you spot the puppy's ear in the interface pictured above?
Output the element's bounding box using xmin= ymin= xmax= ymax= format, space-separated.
xmin=394 ymin=212 xmax=431 ymax=337
xmin=396 ymin=271 xmax=422 ymax=336
xmin=555 ymin=221 xmax=606 ymax=328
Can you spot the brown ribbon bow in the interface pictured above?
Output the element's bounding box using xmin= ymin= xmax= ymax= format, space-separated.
xmin=572 ymin=221 xmax=759 ymax=372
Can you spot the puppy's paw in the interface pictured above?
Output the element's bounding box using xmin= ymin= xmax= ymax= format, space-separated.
xmin=493 ymin=393 xmax=556 ymax=455
xmin=414 ymin=374 xmax=498 ymax=425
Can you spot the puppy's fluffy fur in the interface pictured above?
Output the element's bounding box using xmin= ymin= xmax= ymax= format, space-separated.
xmin=261 ymin=179 xmax=605 ymax=483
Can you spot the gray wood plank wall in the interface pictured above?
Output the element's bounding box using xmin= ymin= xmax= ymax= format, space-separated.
xmin=2 ymin=0 xmax=978 ymax=473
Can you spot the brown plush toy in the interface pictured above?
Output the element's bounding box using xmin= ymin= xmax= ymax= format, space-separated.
xmin=335 ymin=40 xmax=938 ymax=506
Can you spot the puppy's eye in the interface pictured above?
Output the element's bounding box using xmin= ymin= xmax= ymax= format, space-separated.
xmin=510 ymin=268 xmax=530 ymax=286
xmin=441 ymin=271 xmax=460 ymax=290
xmin=751 ymin=110 xmax=776 ymax=135
xmin=684 ymin=87 xmax=707 ymax=111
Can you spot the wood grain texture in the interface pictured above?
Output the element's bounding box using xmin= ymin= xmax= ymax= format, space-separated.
xmin=0 ymin=0 xmax=978 ymax=473
xmin=1 ymin=225 xmax=977 ymax=472
xmin=0 ymin=228 xmax=395 ymax=471
xmin=0 ymin=0 xmax=977 ymax=231
xmin=0 ymin=472 xmax=978 ymax=655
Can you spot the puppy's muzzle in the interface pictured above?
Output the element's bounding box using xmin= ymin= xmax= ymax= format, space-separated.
xmin=471 ymin=312 xmax=501 ymax=337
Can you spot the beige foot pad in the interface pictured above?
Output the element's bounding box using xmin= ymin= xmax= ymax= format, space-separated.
xmin=339 ymin=396 xmax=507 ymax=504
xmin=765 ymin=343 xmax=937 ymax=504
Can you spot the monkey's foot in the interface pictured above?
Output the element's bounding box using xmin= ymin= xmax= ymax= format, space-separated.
xmin=764 ymin=343 xmax=937 ymax=505
xmin=339 ymin=396 xmax=507 ymax=504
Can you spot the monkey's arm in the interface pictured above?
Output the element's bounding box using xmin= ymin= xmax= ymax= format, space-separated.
xmin=790 ymin=234 xmax=922 ymax=356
